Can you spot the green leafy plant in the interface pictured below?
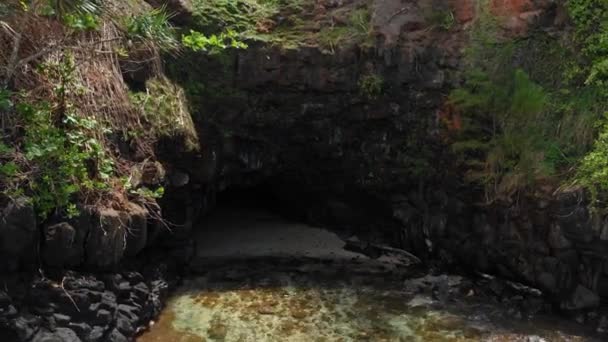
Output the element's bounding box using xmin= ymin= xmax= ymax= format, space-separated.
xmin=63 ymin=11 xmax=99 ymax=30
xmin=125 ymin=7 xmax=179 ymax=51
xmin=3 ymin=52 xmax=117 ymax=218
xmin=131 ymin=186 xmax=165 ymax=200
xmin=48 ymin=0 xmax=99 ymax=16
xmin=576 ymin=114 xmax=608 ymax=203
xmin=129 ymin=76 xmax=199 ymax=149
xmin=18 ymin=100 xmax=113 ymax=218
xmin=358 ymin=73 xmax=383 ymax=100
xmin=318 ymin=7 xmax=372 ymax=52
xmin=182 ymin=29 xmax=247 ymax=53
xmin=427 ymin=9 xmax=455 ymax=31
xmin=565 ymin=0 xmax=608 ymax=90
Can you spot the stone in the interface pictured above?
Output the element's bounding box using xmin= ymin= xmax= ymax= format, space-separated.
xmin=601 ymin=221 xmax=608 ymax=241
xmin=169 ymin=170 xmax=190 ymax=187
xmin=536 ymin=272 xmax=556 ymax=294
xmin=42 ymin=222 xmax=76 ymax=268
xmin=14 ymin=315 xmax=41 ymax=341
xmin=547 ymin=224 xmax=572 ymax=249
xmin=562 ymin=285 xmax=600 ymax=311
xmin=53 ymin=313 xmax=71 ymax=326
xmin=67 ymin=323 xmax=91 ymax=340
xmin=87 ymin=326 xmax=106 ymax=342
xmin=115 ymin=314 xmax=135 ymax=336
xmin=107 ymin=329 xmax=128 ymax=342
xmin=124 ymin=203 xmax=149 ymax=257
xmin=406 ymin=295 xmax=435 ymax=308
xmin=0 ymin=197 xmax=37 ymax=271
xmin=597 ymin=316 xmax=608 ymax=334
xmin=85 ymin=208 xmax=126 ymax=268
xmin=64 ymin=276 xmax=105 ymax=292
xmin=32 ymin=328 xmax=81 ymax=342
xmin=95 ymin=309 xmax=113 ymax=326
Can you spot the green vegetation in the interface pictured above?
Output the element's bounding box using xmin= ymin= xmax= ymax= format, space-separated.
xmin=188 ymin=0 xmax=373 ymax=51
xmin=449 ymin=0 xmax=608 ymax=202
xmin=426 ymin=9 xmax=455 ymax=31
xmin=182 ymin=29 xmax=247 ymax=53
xmin=358 ymin=73 xmax=383 ymax=100
xmin=129 ymin=76 xmax=199 ymax=150
xmin=2 ymin=53 xmax=113 ymax=218
xmin=125 ymin=7 xmax=179 ymax=52
xmin=318 ymin=7 xmax=373 ymax=52
xmin=566 ymin=0 xmax=608 ymax=204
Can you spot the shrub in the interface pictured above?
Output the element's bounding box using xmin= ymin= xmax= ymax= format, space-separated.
xmin=358 ymin=73 xmax=383 ymax=100
xmin=182 ymin=29 xmax=247 ymax=53
xmin=125 ymin=7 xmax=179 ymax=51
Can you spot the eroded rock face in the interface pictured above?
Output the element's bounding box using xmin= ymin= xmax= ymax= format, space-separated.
xmin=0 ymin=197 xmax=37 ymax=272
xmin=434 ymin=187 xmax=608 ymax=314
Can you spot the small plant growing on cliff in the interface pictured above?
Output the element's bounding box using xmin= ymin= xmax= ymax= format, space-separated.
xmin=358 ymin=73 xmax=383 ymax=100
xmin=576 ymin=114 xmax=608 ymax=204
xmin=318 ymin=7 xmax=373 ymax=53
xmin=427 ymin=9 xmax=455 ymax=31
xmin=182 ymin=29 xmax=248 ymax=53
xmin=126 ymin=7 xmax=179 ymax=52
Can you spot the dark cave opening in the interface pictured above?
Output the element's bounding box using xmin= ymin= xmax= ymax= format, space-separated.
xmin=209 ymin=179 xmax=403 ymax=246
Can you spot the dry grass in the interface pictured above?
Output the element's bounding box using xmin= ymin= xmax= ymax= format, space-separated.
xmin=0 ymin=4 xmax=176 ymax=212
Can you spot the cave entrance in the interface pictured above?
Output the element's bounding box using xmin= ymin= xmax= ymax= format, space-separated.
xmin=192 ymin=181 xmax=362 ymax=263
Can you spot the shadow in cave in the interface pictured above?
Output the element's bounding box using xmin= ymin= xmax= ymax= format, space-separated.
xmin=192 ymin=181 xmax=372 ymax=266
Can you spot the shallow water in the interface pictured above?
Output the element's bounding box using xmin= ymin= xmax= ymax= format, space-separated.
xmin=138 ymin=267 xmax=598 ymax=342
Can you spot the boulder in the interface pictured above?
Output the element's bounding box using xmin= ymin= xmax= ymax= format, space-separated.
xmin=85 ymin=208 xmax=126 ymax=268
xmin=41 ymin=222 xmax=76 ymax=268
xmin=123 ymin=203 xmax=149 ymax=257
xmin=0 ymin=197 xmax=37 ymax=271
xmin=32 ymin=328 xmax=81 ymax=342
xmin=562 ymin=285 xmax=600 ymax=311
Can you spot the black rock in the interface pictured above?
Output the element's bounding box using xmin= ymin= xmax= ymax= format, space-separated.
xmin=14 ymin=315 xmax=41 ymax=341
xmin=32 ymin=328 xmax=81 ymax=342
xmin=68 ymin=322 xmax=91 ymax=340
xmin=53 ymin=314 xmax=71 ymax=326
xmin=87 ymin=326 xmax=106 ymax=342
xmin=107 ymin=328 xmax=128 ymax=342
xmin=115 ymin=314 xmax=135 ymax=337
xmin=94 ymin=309 xmax=113 ymax=326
